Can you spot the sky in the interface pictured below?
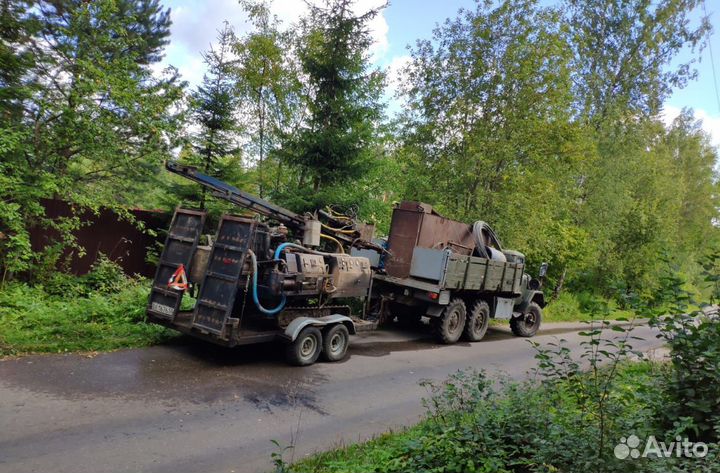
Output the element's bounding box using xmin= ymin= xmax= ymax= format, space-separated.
xmin=157 ymin=0 xmax=720 ymax=147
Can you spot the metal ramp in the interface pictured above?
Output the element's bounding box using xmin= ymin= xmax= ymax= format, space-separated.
xmin=147 ymin=208 xmax=206 ymax=320
xmin=192 ymin=216 xmax=258 ymax=336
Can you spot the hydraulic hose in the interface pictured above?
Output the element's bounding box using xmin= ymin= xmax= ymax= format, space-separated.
xmin=273 ymin=242 xmax=325 ymax=260
xmin=320 ymin=234 xmax=344 ymax=253
xmin=247 ymin=249 xmax=286 ymax=315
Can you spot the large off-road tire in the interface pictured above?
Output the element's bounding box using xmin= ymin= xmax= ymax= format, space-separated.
xmin=433 ymin=298 xmax=467 ymax=344
xmin=285 ymin=326 xmax=323 ymax=366
xmin=321 ymin=324 xmax=350 ymax=362
xmin=510 ymin=302 xmax=542 ymax=337
xmin=463 ymin=300 xmax=490 ymax=342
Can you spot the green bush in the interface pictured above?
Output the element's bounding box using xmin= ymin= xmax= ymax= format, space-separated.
xmin=544 ymin=292 xmax=634 ymax=322
xmin=292 ymin=362 xmax=714 ymax=473
xmin=544 ymin=292 xmax=582 ymax=320
xmin=0 ymin=263 xmax=174 ymax=355
xmin=655 ymin=314 xmax=720 ymax=442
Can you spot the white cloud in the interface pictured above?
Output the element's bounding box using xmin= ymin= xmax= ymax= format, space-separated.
xmin=159 ymin=0 xmax=391 ymax=89
xmin=662 ymin=105 xmax=720 ymax=148
xmin=381 ymin=54 xmax=411 ymax=115
xmin=169 ymin=0 xmax=251 ymax=56
xmin=385 ymin=54 xmax=411 ymax=94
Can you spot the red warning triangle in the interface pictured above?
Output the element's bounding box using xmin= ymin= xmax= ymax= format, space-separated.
xmin=168 ymin=264 xmax=188 ymax=291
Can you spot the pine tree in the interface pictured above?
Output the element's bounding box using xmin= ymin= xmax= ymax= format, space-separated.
xmin=187 ymin=22 xmax=242 ymax=209
xmin=281 ymin=0 xmax=386 ymax=208
xmin=1 ymin=0 xmax=184 ymax=279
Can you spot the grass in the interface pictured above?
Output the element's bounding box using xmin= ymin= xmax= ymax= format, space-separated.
xmin=0 ymin=265 xmax=176 ymax=356
xmin=542 ymin=291 xmax=636 ymax=322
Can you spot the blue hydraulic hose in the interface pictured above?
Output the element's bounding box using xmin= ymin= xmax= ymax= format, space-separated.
xmin=260 ymin=242 xmax=327 ymax=315
xmin=273 ymin=242 xmax=314 ymax=260
xmin=248 ymin=250 xmax=286 ymax=315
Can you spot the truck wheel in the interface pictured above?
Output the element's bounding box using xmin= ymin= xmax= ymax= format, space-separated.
xmin=510 ymin=302 xmax=542 ymax=337
xmin=286 ymin=326 xmax=323 ymax=366
xmin=433 ymin=298 xmax=466 ymax=344
xmin=464 ymin=300 xmax=490 ymax=342
xmin=322 ymin=324 xmax=350 ymax=362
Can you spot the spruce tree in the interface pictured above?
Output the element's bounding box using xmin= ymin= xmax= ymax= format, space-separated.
xmin=281 ymin=0 xmax=385 ymax=207
xmin=186 ymin=22 xmax=242 ymax=209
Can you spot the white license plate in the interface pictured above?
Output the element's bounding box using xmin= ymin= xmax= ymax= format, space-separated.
xmin=151 ymin=302 xmax=175 ymax=316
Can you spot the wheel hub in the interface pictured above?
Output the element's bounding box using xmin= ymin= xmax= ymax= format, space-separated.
xmin=330 ymin=333 xmax=343 ymax=353
xmin=448 ymin=311 xmax=461 ymax=332
xmin=300 ymin=336 xmax=316 ymax=358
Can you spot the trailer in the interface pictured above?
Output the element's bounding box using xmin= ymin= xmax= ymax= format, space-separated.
xmin=146 ymin=163 xmax=546 ymax=365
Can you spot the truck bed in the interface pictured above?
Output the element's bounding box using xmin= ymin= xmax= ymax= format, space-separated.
xmin=375 ymin=248 xmax=524 ymax=296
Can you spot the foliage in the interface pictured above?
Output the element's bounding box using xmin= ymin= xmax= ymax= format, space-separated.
xmin=566 ymin=0 xmax=710 ymax=122
xmin=291 ymin=361 xmax=717 ymax=473
xmin=0 ymin=259 xmax=174 ymax=356
xmin=649 ymin=257 xmax=720 ymax=442
xmin=392 ymin=0 xmax=718 ymax=303
xmin=655 ymin=313 xmax=720 ymax=443
xmin=0 ymin=0 xmax=184 ymax=280
xmin=234 ymin=0 xmax=300 ymax=199
xmin=543 ymin=292 xmax=634 ymax=322
xmin=172 ymin=22 xmax=244 ymax=210
xmin=278 ymin=0 xmax=386 ymax=210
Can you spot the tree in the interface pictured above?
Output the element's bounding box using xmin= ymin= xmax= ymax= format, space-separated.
xmin=663 ymin=109 xmax=719 ymax=249
xmin=0 ymin=0 xmax=184 ymax=279
xmin=185 ymin=22 xmax=242 ymax=209
xmin=0 ymin=0 xmax=43 ymax=280
xmin=395 ymin=0 xmax=587 ymax=287
xmin=563 ymin=0 xmax=712 ymax=297
xmin=280 ymin=0 xmax=386 ymax=209
xmin=25 ymin=0 xmax=184 ymax=202
xmin=234 ymin=0 xmax=299 ymax=198
xmin=565 ymin=0 xmax=710 ymax=124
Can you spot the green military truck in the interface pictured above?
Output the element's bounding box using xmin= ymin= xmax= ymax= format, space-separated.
xmin=364 ymin=202 xmax=547 ymax=344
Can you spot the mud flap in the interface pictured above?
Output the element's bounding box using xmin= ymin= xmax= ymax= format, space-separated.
xmin=191 ymin=216 xmax=258 ymax=337
xmin=147 ymin=208 xmax=206 ymax=320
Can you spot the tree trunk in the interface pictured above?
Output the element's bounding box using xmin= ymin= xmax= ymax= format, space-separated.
xmin=553 ymin=267 xmax=566 ymax=300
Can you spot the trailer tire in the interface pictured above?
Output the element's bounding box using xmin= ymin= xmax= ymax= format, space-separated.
xmin=463 ymin=300 xmax=490 ymax=342
xmin=433 ymin=298 xmax=466 ymax=344
xmin=510 ymin=302 xmax=542 ymax=337
xmin=321 ymin=324 xmax=350 ymax=362
xmin=286 ymin=326 xmax=323 ymax=366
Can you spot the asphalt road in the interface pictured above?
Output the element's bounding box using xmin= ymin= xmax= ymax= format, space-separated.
xmin=0 ymin=321 xmax=663 ymax=473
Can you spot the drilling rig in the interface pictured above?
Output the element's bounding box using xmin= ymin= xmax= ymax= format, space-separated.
xmin=147 ymin=162 xmax=547 ymax=366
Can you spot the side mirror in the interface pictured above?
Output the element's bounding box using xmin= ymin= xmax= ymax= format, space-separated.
xmin=538 ymin=262 xmax=548 ymax=278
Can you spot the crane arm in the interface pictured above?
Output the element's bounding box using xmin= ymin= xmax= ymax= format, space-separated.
xmin=165 ymin=161 xmax=307 ymax=229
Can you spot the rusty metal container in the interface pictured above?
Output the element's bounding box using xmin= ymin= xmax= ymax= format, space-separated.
xmin=385 ymin=202 xmax=476 ymax=278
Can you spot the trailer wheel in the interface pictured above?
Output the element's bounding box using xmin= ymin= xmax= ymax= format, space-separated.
xmin=510 ymin=302 xmax=542 ymax=337
xmin=286 ymin=326 xmax=323 ymax=366
xmin=321 ymin=324 xmax=350 ymax=362
xmin=433 ymin=298 xmax=466 ymax=344
xmin=463 ymin=300 xmax=490 ymax=342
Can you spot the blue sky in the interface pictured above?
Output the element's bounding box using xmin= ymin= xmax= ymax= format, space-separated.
xmin=157 ymin=0 xmax=720 ymax=146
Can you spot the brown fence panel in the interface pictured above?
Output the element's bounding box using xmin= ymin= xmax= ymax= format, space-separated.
xmin=29 ymin=199 xmax=171 ymax=277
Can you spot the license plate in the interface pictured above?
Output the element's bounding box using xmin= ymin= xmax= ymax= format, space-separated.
xmin=151 ymin=302 xmax=175 ymax=316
